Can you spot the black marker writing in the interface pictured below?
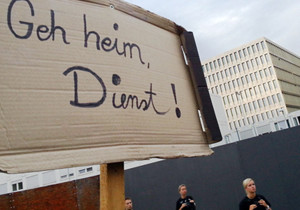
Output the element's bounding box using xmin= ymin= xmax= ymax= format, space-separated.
xmin=7 ymin=0 xmax=70 ymax=44
xmin=112 ymin=74 xmax=169 ymax=115
xmin=63 ymin=66 xmax=172 ymax=116
xmin=83 ymin=14 xmax=149 ymax=68
xmin=63 ymin=66 xmax=106 ymax=107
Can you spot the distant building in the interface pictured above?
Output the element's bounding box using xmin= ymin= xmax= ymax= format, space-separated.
xmin=202 ymin=37 xmax=300 ymax=131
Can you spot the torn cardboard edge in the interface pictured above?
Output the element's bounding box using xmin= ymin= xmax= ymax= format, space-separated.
xmin=0 ymin=144 xmax=213 ymax=173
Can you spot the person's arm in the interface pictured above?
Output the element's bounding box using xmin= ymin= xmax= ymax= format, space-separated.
xmin=258 ymin=195 xmax=271 ymax=210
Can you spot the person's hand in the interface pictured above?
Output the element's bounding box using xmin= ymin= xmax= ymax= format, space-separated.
xmin=249 ymin=204 xmax=257 ymax=210
xmin=180 ymin=203 xmax=187 ymax=210
xmin=189 ymin=200 xmax=195 ymax=203
xmin=258 ymin=199 xmax=267 ymax=207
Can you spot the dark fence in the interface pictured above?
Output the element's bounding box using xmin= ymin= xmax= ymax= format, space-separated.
xmin=125 ymin=126 xmax=300 ymax=210
xmin=0 ymin=126 xmax=299 ymax=209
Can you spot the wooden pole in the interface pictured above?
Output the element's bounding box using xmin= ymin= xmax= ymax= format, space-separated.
xmin=100 ymin=162 xmax=125 ymax=210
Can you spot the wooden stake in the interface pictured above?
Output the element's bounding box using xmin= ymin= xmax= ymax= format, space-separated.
xmin=100 ymin=162 xmax=125 ymax=210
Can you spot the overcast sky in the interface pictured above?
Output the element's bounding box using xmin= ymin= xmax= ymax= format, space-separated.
xmin=125 ymin=0 xmax=300 ymax=61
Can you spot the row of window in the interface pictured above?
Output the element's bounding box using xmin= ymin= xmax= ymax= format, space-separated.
xmin=228 ymin=107 xmax=285 ymax=130
xmin=203 ymin=41 xmax=267 ymax=72
xmin=8 ymin=167 xmax=95 ymax=193
xmin=225 ymin=93 xmax=283 ymax=120
xmin=207 ymin=64 xmax=273 ymax=86
xmin=212 ymin=78 xmax=278 ymax=98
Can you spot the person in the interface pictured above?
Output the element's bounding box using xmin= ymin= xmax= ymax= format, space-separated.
xmin=239 ymin=178 xmax=272 ymax=210
xmin=176 ymin=184 xmax=196 ymax=210
xmin=125 ymin=197 xmax=133 ymax=210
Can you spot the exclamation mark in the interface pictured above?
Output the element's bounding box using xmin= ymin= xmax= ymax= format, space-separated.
xmin=171 ymin=83 xmax=181 ymax=118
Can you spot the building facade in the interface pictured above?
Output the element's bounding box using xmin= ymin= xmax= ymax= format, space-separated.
xmin=202 ymin=37 xmax=300 ymax=131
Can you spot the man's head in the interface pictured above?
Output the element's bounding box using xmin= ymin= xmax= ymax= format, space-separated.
xmin=178 ymin=184 xmax=187 ymax=198
xmin=125 ymin=197 xmax=133 ymax=210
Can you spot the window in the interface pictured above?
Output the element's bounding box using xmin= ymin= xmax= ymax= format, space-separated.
xmin=248 ymin=102 xmax=253 ymax=112
xmin=217 ymin=59 xmax=221 ymax=67
xmin=246 ymin=61 xmax=250 ymax=69
xmin=221 ymin=57 xmax=225 ymax=65
xmin=242 ymin=62 xmax=246 ymax=71
xmin=224 ymin=83 xmax=228 ymax=91
xmin=229 ymin=67 xmax=233 ymax=75
xmin=232 ymin=80 xmax=236 ymax=88
xmin=230 ymin=53 xmax=233 ymax=62
xmin=263 ymin=83 xmax=268 ymax=92
xmin=263 ymin=98 xmax=268 ymax=106
xmin=215 ymin=86 xmax=219 ymax=94
xmin=212 ymin=74 xmax=216 ymax=82
xmin=216 ymin=72 xmax=220 ymax=81
xmin=247 ymin=47 xmax=251 ymax=55
xmin=237 ymin=78 xmax=241 ymax=86
xmin=223 ymin=97 xmax=227 ymax=105
xmin=264 ymin=68 xmax=269 ymax=77
xmin=79 ymin=169 xmax=86 ymax=174
xmin=225 ymin=55 xmax=229 ymax=63
xmin=261 ymin=113 xmax=265 ymax=120
xmin=252 ymin=45 xmax=256 ymax=53
xmin=234 ymin=52 xmax=238 ymax=60
xmin=268 ymin=81 xmax=273 ymax=90
xmin=225 ymin=69 xmax=229 ymax=77
xmin=255 ymin=57 xmax=260 ymax=65
xmin=241 ymin=76 xmax=245 ymax=85
xmin=258 ymin=99 xmax=262 ymax=108
xmin=205 ymin=64 xmax=209 ymax=72
xmin=237 ymin=65 xmax=241 ymax=73
xmin=243 ymin=48 xmax=247 ymax=57
xmin=87 ymin=167 xmax=93 ymax=172
xmin=12 ymin=181 xmax=23 ymax=192
xmin=265 ymin=54 xmax=269 ymax=62
xmin=208 ymin=75 xmax=212 ymax=83
xmin=256 ymin=43 xmax=260 ymax=51
xmin=273 ymin=80 xmax=278 ymax=88
xmin=267 ymin=96 xmax=273 ymax=105
xmin=277 ymin=93 xmax=282 ymax=102
xmin=260 ymin=55 xmax=264 ymax=64
xmin=255 ymin=72 xmax=259 ymax=80
xmin=253 ymin=86 xmax=258 ymax=95
xmin=268 ymin=66 xmax=274 ymax=75
xmin=250 ymin=59 xmax=255 ymax=68
xmin=209 ymin=62 xmax=213 ymax=70
xmin=234 ymin=66 xmax=239 ymax=74
xmin=220 ymin=71 xmax=224 ymax=79
xmin=261 ymin=41 xmax=266 ymax=50
xmin=272 ymin=95 xmax=277 ymax=103
xmin=244 ymin=104 xmax=249 ymax=113
xmin=213 ymin=60 xmax=217 ymax=68
xmin=258 ymin=84 xmax=263 ymax=93
xmin=250 ymin=73 xmax=255 ymax=81
xmin=226 ymin=110 xmax=230 ymax=118
xmin=246 ymin=75 xmax=250 ymax=83
xmin=220 ymin=84 xmax=223 ymax=92
xmin=238 ymin=50 xmax=243 ymax=59
xmin=259 ymin=70 xmax=264 ymax=78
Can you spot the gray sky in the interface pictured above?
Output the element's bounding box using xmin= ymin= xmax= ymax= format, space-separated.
xmin=125 ymin=0 xmax=300 ymax=61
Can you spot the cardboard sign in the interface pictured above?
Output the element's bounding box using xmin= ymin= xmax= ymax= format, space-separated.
xmin=0 ymin=0 xmax=218 ymax=173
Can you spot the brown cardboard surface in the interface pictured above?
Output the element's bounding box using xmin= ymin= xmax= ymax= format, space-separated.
xmin=0 ymin=0 xmax=214 ymax=173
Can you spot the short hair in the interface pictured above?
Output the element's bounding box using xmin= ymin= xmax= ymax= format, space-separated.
xmin=243 ymin=178 xmax=254 ymax=189
xmin=178 ymin=184 xmax=186 ymax=192
xmin=125 ymin=197 xmax=132 ymax=201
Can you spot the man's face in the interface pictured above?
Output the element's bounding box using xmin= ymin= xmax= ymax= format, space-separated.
xmin=125 ymin=199 xmax=133 ymax=210
xmin=179 ymin=186 xmax=187 ymax=197
xmin=246 ymin=180 xmax=256 ymax=194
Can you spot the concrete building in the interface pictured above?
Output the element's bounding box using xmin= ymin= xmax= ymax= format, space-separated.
xmin=202 ymin=37 xmax=300 ymax=131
